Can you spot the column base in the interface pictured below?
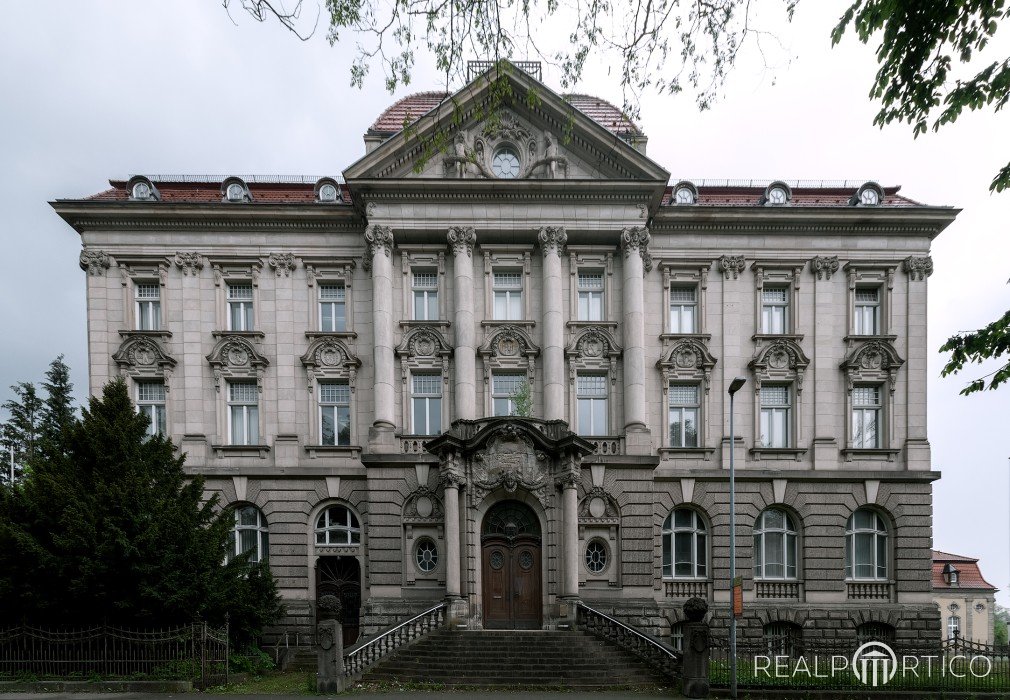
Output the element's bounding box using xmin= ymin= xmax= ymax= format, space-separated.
xmin=444 ymin=596 xmax=470 ymax=628
xmin=623 ymin=426 xmax=653 ymax=455
xmin=367 ymin=422 xmax=396 ymax=453
xmin=558 ymin=596 xmax=581 ymax=629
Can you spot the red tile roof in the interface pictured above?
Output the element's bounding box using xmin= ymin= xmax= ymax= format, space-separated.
xmin=932 ymin=551 xmax=998 ymax=591
xmin=368 ymin=91 xmax=642 ymax=137
xmin=85 ymin=179 xmax=351 ymax=204
xmin=661 ymin=184 xmax=920 ymax=207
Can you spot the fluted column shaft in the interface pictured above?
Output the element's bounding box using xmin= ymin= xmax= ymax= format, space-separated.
xmin=365 ymin=226 xmax=395 ymax=444
xmin=621 ymin=227 xmax=651 ymax=431
xmin=539 ymin=227 xmax=567 ymax=421
xmin=448 ymin=227 xmax=477 ymax=421
xmin=562 ymin=478 xmax=579 ymax=598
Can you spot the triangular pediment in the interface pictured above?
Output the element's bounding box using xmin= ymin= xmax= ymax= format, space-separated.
xmin=344 ymin=62 xmax=669 ymax=182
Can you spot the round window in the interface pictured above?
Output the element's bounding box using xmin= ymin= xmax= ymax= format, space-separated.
xmin=767 ymin=187 xmax=787 ymax=205
xmin=319 ymin=183 xmax=338 ymax=202
xmin=585 ymin=540 xmax=608 ymax=574
xmin=674 ymin=187 xmax=695 ymax=205
xmin=132 ymin=181 xmax=151 ymax=200
xmin=859 ymin=188 xmax=880 ymax=205
xmin=491 ymin=146 xmax=521 ymax=179
xmin=415 ymin=539 xmax=438 ymax=573
xmin=226 ymin=183 xmax=245 ymax=201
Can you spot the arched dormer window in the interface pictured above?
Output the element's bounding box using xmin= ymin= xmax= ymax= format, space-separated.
xmin=851 ymin=181 xmax=884 ymax=206
xmin=761 ymin=181 xmax=791 ymax=206
xmin=221 ymin=177 xmax=251 ymax=203
xmin=315 ymin=177 xmax=342 ymax=203
xmin=127 ymin=175 xmax=160 ymax=201
xmin=228 ymin=504 xmax=269 ymax=563
xmin=671 ymin=180 xmax=698 ymax=205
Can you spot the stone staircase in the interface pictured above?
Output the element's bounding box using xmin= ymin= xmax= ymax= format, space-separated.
xmin=359 ymin=628 xmax=673 ymax=688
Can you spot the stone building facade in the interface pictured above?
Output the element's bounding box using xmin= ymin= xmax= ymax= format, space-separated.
xmin=932 ymin=551 xmax=998 ymax=643
xmin=54 ymin=62 xmax=957 ymax=648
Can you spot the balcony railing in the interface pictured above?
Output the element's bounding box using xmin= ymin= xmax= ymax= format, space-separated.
xmin=399 ymin=435 xmax=431 ymax=454
xmin=587 ymin=436 xmax=625 ymax=456
xmin=663 ymin=579 xmax=711 ymax=599
xmin=754 ymin=580 xmax=802 ymax=600
xmin=846 ymin=580 xmax=894 ymax=601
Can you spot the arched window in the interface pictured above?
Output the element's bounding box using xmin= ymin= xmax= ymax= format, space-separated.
xmin=228 ymin=505 xmax=269 ymax=563
xmin=856 ymin=621 xmax=895 ymax=644
xmin=764 ymin=622 xmax=803 ymax=657
xmin=316 ymin=505 xmax=361 ymax=546
xmin=845 ymin=508 xmax=888 ymax=580
xmin=662 ymin=508 xmax=707 ymax=579
xmin=754 ymin=508 xmax=798 ymax=580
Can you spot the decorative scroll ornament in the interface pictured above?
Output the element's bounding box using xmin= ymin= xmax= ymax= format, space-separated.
xmin=538 ymin=226 xmax=568 ymax=256
xmin=363 ymin=225 xmax=394 ymax=272
xmin=403 ymin=485 xmax=444 ymax=521
xmin=658 ymin=337 xmax=718 ymax=392
xmin=447 ymin=226 xmax=477 ymax=257
xmin=206 ymin=335 xmax=269 ymax=390
xmin=718 ymin=255 xmax=746 ymax=280
xmin=578 ymin=485 xmax=620 ymax=521
xmin=811 ymin=256 xmax=840 ymax=281
xmin=620 ymin=227 xmax=653 ymax=272
xmin=174 ymin=252 xmax=205 ymax=276
xmin=470 ymin=426 xmax=552 ymax=508
xmin=749 ymin=338 xmax=811 ymax=391
xmin=903 ymin=255 xmax=933 ymax=281
xmin=840 ymin=339 xmax=904 ymax=394
xmin=397 ymin=326 xmax=452 ymax=359
xmin=112 ymin=335 xmax=177 ymax=374
xmin=79 ymin=249 xmax=111 ymax=276
xmin=267 ymin=252 xmax=297 ymax=277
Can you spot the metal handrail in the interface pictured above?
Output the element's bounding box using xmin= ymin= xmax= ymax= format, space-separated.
xmin=344 ymin=601 xmax=445 ymax=665
xmin=576 ymin=602 xmax=679 ymax=660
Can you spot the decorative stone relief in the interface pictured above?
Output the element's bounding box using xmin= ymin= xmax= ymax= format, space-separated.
xmin=478 ymin=325 xmax=540 ymax=383
xmin=811 ymin=256 xmax=840 ymax=281
xmin=79 ymin=249 xmax=111 ymax=276
xmin=538 ymin=226 xmax=567 ymax=256
xmin=447 ymin=226 xmax=476 ymax=257
xmin=566 ymin=326 xmax=622 ymax=385
xmin=840 ymin=339 xmax=904 ymax=394
xmin=363 ymin=225 xmax=393 ymax=271
xmin=402 ymin=485 xmax=444 ymax=523
xmin=206 ymin=335 xmax=270 ymax=390
xmin=657 ymin=337 xmax=717 ymax=392
xmin=112 ymin=335 xmax=177 ymax=376
xmin=578 ymin=486 xmax=620 ymax=523
xmin=174 ymin=252 xmax=204 ymax=276
xmin=903 ymin=255 xmax=933 ymax=281
xmin=620 ymin=227 xmax=653 ymax=272
xmin=300 ymin=337 xmax=362 ymax=390
xmin=749 ymin=338 xmax=810 ymax=391
xmin=267 ymin=252 xmax=297 ymax=277
xmin=718 ymin=255 xmax=746 ymax=280
xmin=470 ymin=426 xmax=552 ymax=508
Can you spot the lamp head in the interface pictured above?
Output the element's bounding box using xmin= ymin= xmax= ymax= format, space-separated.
xmin=728 ymin=377 xmax=747 ymax=395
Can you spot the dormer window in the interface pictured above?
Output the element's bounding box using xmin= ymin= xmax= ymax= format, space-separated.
xmin=222 ymin=178 xmax=250 ymax=203
xmin=672 ymin=181 xmax=698 ymax=205
xmin=127 ymin=176 xmax=159 ymax=202
xmin=762 ymin=182 xmax=791 ymax=206
xmin=227 ymin=183 xmax=245 ymax=201
xmin=853 ymin=182 xmax=884 ymax=206
xmin=491 ymin=146 xmax=521 ymax=179
xmin=942 ymin=563 xmax=960 ymax=586
xmin=315 ymin=178 xmax=341 ymax=203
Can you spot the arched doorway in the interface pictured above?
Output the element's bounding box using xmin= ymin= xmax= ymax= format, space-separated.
xmin=481 ymin=500 xmax=542 ymax=629
xmin=316 ymin=556 xmax=361 ymax=646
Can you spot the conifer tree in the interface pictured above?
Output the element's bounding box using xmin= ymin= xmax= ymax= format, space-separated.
xmin=0 ymin=381 xmax=43 ymax=485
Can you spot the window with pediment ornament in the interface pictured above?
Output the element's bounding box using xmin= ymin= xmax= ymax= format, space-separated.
xmin=396 ymin=326 xmax=453 ymax=435
xmin=657 ymin=338 xmax=717 ymax=451
xmin=300 ymin=337 xmax=362 ymax=447
xmin=840 ymin=340 xmax=904 ymax=455
xmin=479 ymin=325 xmax=539 ymax=416
xmin=748 ymin=338 xmax=810 ymax=454
xmin=113 ymin=335 xmax=177 ymax=383
xmin=565 ymin=326 xmax=622 ymax=435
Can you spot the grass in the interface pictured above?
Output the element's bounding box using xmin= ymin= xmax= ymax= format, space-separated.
xmin=205 ymin=671 xmax=316 ymax=695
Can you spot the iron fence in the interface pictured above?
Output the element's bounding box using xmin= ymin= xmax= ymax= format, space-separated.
xmin=710 ymin=634 xmax=1010 ymax=693
xmin=0 ymin=622 xmax=229 ymax=686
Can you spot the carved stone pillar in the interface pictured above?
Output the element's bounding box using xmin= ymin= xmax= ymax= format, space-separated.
xmin=539 ymin=226 xmax=567 ymax=421
xmin=364 ymin=225 xmax=396 ymax=450
xmin=448 ymin=227 xmax=477 ymax=421
xmin=441 ymin=467 xmax=463 ymax=600
xmin=620 ymin=227 xmax=652 ymax=436
xmin=561 ymin=472 xmax=580 ymax=599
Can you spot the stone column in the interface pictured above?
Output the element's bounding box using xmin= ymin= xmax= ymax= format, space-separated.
xmin=620 ymin=227 xmax=652 ymax=434
xmin=448 ymin=227 xmax=477 ymax=421
xmin=561 ymin=472 xmax=580 ymax=599
xmin=364 ymin=225 xmax=396 ymax=450
xmin=539 ymin=227 xmax=567 ymax=421
xmin=442 ymin=475 xmax=462 ymax=599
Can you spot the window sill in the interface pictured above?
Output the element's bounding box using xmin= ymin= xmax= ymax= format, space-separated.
xmin=658 ymin=447 xmax=715 ymax=460
xmin=568 ymin=320 xmax=618 ymax=328
xmin=305 ymin=444 xmax=362 ymax=458
xmin=843 ymin=334 xmax=897 ymax=344
xmin=211 ymin=444 xmax=271 ymax=458
xmin=399 ymin=319 xmax=451 ymax=329
xmin=481 ymin=319 xmax=535 ymax=328
xmin=659 ymin=333 xmax=712 ymax=342
xmin=304 ymin=330 xmax=358 ymax=340
xmin=212 ymin=330 xmax=265 ymax=339
xmin=750 ymin=447 xmax=808 ymax=461
xmin=119 ymin=329 xmax=172 ymax=338
xmin=751 ymin=333 xmax=804 ymax=342
xmin=841 ymin=448 xmax=901 ymax=462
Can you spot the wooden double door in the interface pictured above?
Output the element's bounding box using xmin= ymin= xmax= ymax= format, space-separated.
xmin=481 ymin=535 xmax=542 ymax=629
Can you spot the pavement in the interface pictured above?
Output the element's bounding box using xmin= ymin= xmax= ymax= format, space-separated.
xmin=0 ymin=692 xmax=682 ymax=699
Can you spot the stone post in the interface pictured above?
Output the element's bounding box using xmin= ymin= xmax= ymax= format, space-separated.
xmin=448 ymin=226 xmax=477 ymax=421
xmin=681 ymin=597 xmax=710 ymax=698
xmin=539 ymin=226 xmax=567 ymax=421
xmin=364 ymin=225 xmax=396 ymax=450
xmin=440 ymin=456 xmax=468 ymax=624
xmin=620 ymin=227 xmax=652 ymax=439
xmin=561 ymin=471 xmax=580 ymax=600
xmin=316 ymin=618 xmax=345 ymax=693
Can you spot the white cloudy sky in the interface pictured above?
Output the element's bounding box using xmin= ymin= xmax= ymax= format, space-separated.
xmin=1 ymin=2 xmax=1008 ymax=602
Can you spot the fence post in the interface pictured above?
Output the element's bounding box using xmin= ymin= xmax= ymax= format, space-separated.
xmin=681 ymin=597 xmax=711 ymax=699
xmin=316 ymin=619 xmax=345 ymax=693
xmin=225 ymin=613 xmax=230 ymax=686
xmin=200 ymin=622 xmax=207 ymax=689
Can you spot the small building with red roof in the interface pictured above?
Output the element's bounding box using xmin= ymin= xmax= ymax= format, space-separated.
xmin=932 ymin=550 xmax=998 ymax=643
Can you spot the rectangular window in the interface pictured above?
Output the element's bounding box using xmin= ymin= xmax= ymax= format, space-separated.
xmin=228 ymin=381 xmax=259 ymax=445
xmin=669 ymin=384 xmax=700 ymax=447
xmin=319 ymin=381 xmax=351 ymax=446
xmin=411 ymin=271 xmax=439 ymax=321
xmin=136 ymin=380 xmax=166 ymax=436
xmin=669 ymin=286 xmax=697 ymax=334
xmin=576 ymin=374 xmax=608 ymax=435
xmin=851 ymin=386 xmax=881 ymax=449
xmin=491 ymin=373 xmax=524 ymax=416
xmin=135 ymin=283 xmax=161 ymax=331
xmin=492 ymin=271 xmax=523 ymax=321
xmin=760 ymin=287 xmax=789 ymax=334
xmin=854 ymin=288 xmax=880 ymax=335
xmin=411 ymin=373 xmax=442 ymax=435
xmin=319 ymin=284 xmax=346 ymax=332
xmin=577 ymin=272 xmax=604 ymax=321
xmin=759 ymin=386 xmax=791 ymax=448
xmin=227 ymin=283 xmax=254 ymax=331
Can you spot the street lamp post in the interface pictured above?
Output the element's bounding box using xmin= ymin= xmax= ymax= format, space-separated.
xmin=727 ymin=376 xmax=747 ymax=700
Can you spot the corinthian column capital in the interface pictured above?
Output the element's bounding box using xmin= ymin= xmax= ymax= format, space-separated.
xmin=538 ymin=226 xmax=567 ymax=256
xmin=363 ymin=225 xmax=393 ymax=272
xmin=620 ymin=226 xmax=653 ymax=272
xmin=447 ymin=226 xmax=476 ymax=257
